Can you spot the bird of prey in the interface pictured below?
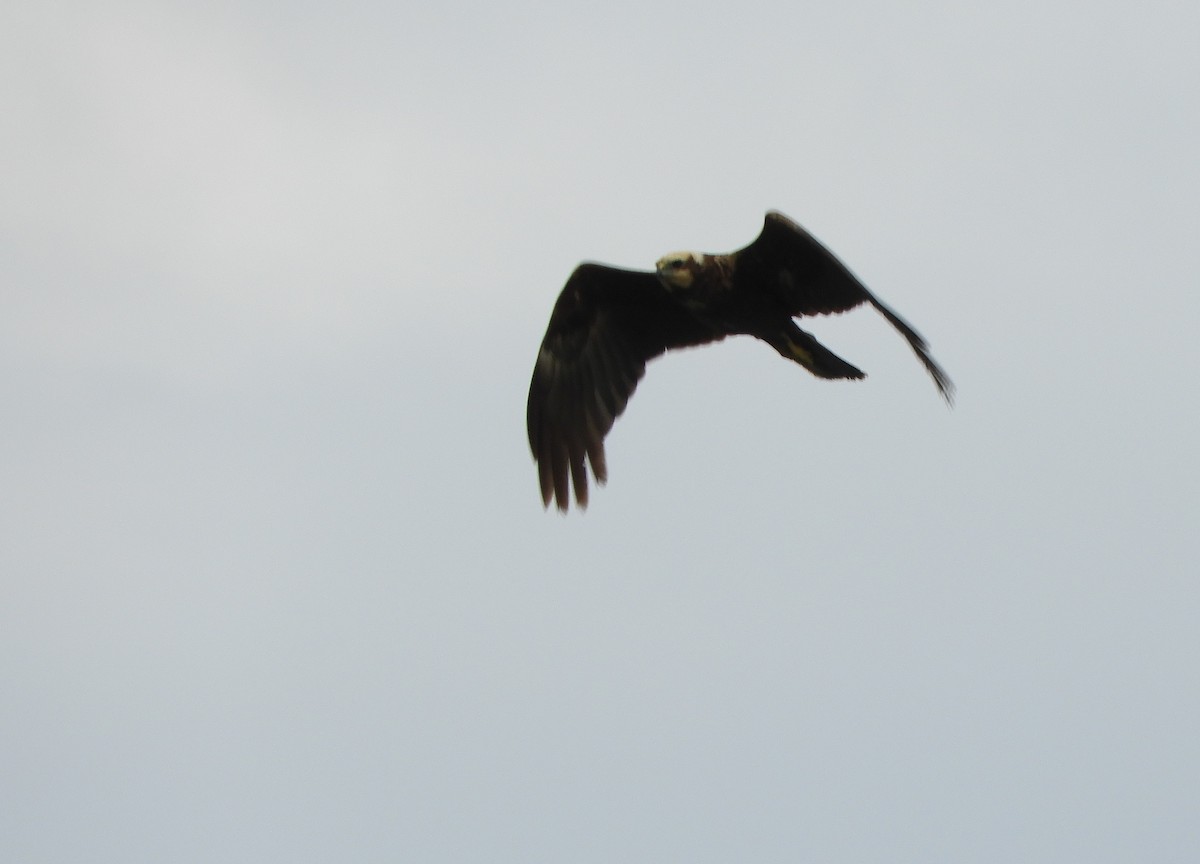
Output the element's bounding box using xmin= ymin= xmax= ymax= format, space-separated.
xmin=526 ymin=210 xmax=953 ymax=511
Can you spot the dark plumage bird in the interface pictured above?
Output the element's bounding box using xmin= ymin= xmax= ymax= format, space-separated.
xmin=526 ymin=211 xmax=953 ymax=511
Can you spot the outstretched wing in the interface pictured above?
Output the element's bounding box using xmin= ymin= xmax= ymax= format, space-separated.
xmin=527 ymin=263 xmax=718 ymax=512
xmin=734 ymin=211 xmax=954 ymax=402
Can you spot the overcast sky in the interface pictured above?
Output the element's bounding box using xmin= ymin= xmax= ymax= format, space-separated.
xmin=3 ymin=0 xmax=1198 ymax=861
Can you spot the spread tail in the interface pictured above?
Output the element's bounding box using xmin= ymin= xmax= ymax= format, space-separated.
xmin=768 ymin=324 xmax=865 ymax=381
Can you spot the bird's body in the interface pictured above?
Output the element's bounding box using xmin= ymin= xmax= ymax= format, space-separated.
xmin=526 ymin=211 xmax=953 ymax=511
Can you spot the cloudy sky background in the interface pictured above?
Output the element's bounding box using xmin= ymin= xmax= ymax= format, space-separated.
xmin=3 ymin=0 xmax=1198 ymax=860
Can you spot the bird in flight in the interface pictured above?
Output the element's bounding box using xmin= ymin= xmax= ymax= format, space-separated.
xmin=526 ymin=211 xmax=953 ymax=511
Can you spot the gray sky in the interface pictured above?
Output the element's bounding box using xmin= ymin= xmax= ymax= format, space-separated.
xmin=3 ymin=0 xmax=1198 ymax=861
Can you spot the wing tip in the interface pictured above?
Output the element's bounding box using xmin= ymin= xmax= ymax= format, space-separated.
xmin=534 ymin=443 xmax=603 ymax=514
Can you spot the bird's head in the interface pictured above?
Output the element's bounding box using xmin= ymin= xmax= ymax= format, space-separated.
xmin=655 ymin=251 xmax=704 ymax=290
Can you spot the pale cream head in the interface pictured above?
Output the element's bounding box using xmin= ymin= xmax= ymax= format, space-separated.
xmin=655 ymin=251 xmax=703 ymax=289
